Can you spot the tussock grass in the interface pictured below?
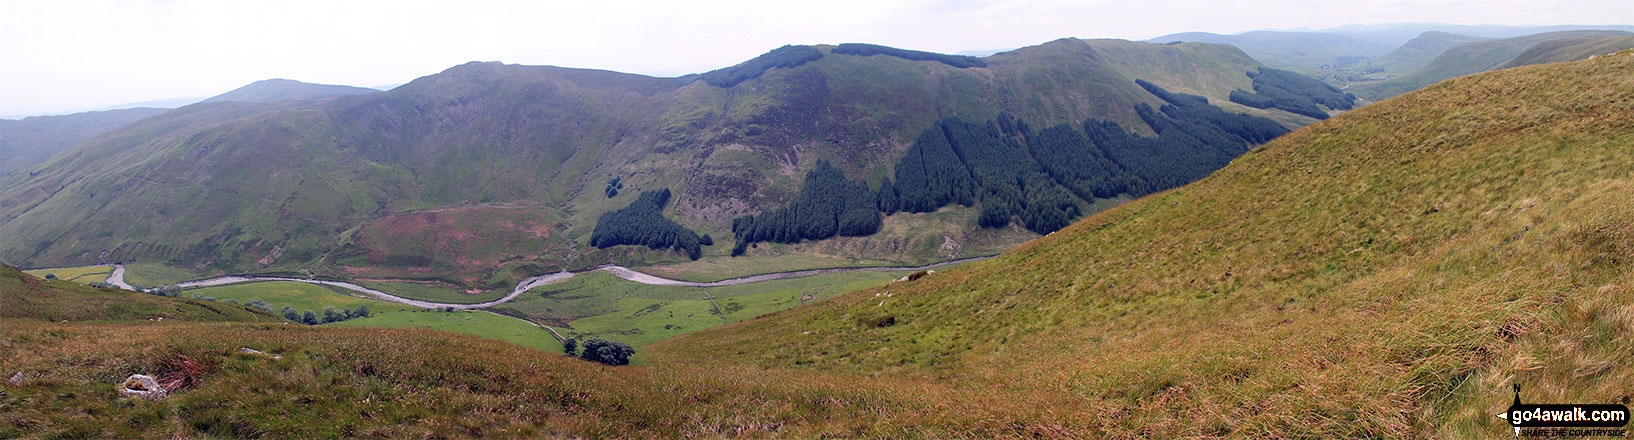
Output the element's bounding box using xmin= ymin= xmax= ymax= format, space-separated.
xmin=0 ymin=320 xmax=1093 ymax=438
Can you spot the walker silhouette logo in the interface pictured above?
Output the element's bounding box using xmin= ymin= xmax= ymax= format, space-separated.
xmin=1497 ymin=384 xmax=1629 ymax=428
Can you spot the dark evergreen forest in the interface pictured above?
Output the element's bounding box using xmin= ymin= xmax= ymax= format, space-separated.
xmin=830 ymin=43 xmax=987 ymax=68
xmin=727 ymin=80 xmax=1291 ymax=254
xmin=592 ymin=79 xmax=1293 ymax=258
xmin=589 ymin=188 xmax=707 ymax=259
xmin=729 ymin=160 xmax=881 ymax=256
xmin=1228 ymin=67 xmax=1357 ymax=119
xmin=695 ymin=45 xmax=824 ymax=88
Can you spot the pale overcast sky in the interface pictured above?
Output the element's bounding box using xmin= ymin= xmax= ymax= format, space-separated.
xmin=1 ymin=0 xmax=1629 ymax=117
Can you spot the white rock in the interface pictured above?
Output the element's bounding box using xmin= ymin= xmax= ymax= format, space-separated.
xmin=238 ymin=347 xmax=282 ymax=360
xmin=116 ymin=374 xmax=167 ymax=400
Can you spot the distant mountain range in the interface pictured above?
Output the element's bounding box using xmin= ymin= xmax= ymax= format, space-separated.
xmin=0 ymin=107 xmax=170 ymax=174
xmin=1150 ymin=23 xmax=1634 ymax=88
xmin=0 ymin=38 xmax=1335 ymax=288
xmin=199 ymin=78 xmax=379 ymax=104
xmin=0 ymin=79 xmax=384 ymax=175
xmin=1349 ymin=30 xmax=1634 ymax=100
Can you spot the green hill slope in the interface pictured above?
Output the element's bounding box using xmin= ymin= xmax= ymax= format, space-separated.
xmin=660 ymin=50 xmax=1634 ymax=437
xmin=0 ymin=39 xmax=1320 ymax=287
xmin=1353 ymin=30 xmax=1632 ymax=100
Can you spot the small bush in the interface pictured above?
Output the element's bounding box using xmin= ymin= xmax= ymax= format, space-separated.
xmin=860 ymin=314 xmax=897 ymax=328
xmin=578 ymin=338 xmax=634 ymax=366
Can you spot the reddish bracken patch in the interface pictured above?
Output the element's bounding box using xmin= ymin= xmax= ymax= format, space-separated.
xmin=344 ymin=206 xmax=571 ymax=277
xmin=155 ymin=353 xmax=214 ymax=393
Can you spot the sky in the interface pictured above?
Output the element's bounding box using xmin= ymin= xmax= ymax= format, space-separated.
xmin=1 ymin=0 xmax=1629 ymax=118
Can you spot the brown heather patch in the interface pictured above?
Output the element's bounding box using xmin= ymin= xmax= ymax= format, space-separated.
xmin=339 ymin=205 xmax=572 ymax=283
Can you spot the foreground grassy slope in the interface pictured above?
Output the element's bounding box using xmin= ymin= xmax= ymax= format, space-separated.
xmin=661 ymin=52 xmax=1634 ymax=437
xmin=0 ymin=319 xmax=1079 ymax=438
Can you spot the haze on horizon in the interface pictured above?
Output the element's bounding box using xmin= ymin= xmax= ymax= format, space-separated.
xmin=2 ymin=0 xmax=1629 ymax=118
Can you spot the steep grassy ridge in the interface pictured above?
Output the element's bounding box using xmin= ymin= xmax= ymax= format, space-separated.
xmin=661 ymin=52 xmax=1634 ymax=437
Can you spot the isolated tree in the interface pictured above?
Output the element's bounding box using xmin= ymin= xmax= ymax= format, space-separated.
xmin=281 ymin=306 xmax=299 ymax=322
xmin=562 ymin=338 xmax=578 ymax=356
xmin=301 ymin=310 xmax=318 ymax=325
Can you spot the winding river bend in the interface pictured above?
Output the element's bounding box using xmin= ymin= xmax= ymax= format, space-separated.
xmin=137 ymin=256 xmax=996 ymax=310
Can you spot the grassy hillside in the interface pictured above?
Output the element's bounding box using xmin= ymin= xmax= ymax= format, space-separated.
xmin=2 ymin=49 xmax=1631 ymax=440
xmin=0 ymin=39 xmax=1315 ymax=285
xmin=0 ymin=264 xmax=279 ymax=323
xmin=660 ymin=51 xmax=1634 ymax=437
xmin=1352 ymin=30 xmax=1632 ymax=100
xmin=0 ymin=107 xmax=169 ymax=174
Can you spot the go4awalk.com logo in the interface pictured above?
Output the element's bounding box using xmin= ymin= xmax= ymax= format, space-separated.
xmin=1498 ymin=384 xmax=1630 ymax=437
